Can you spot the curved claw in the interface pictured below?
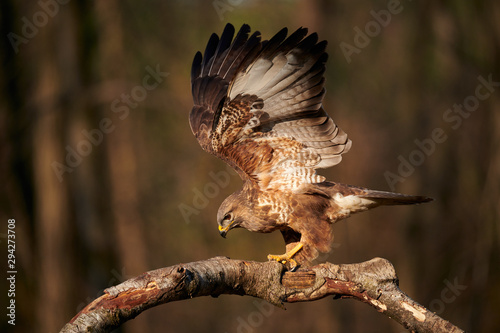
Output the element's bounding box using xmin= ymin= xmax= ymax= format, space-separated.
xmin=267 ymin=243 xmax=303 ymax=270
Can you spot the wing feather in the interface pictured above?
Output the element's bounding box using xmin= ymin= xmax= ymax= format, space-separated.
xmin=207 ymin=24 xmax=235 ymax=76
xmin=190 ymin=24 xmax=262 ymax=152
xmin=200 ymin=33 xmax=220 ymax=77
xmin=190 ymin=24 xmax=351 ymax=190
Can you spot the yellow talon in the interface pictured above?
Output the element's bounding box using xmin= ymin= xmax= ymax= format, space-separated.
xmin=267 ymin=243 xmax=303 ymax=270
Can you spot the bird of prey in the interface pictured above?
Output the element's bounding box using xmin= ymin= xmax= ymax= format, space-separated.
xmin=189 ymin=23 xmax=431 ymax=269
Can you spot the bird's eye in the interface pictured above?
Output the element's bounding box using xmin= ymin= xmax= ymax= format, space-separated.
xmin=223 ymin=213 xmax=232 ymax=222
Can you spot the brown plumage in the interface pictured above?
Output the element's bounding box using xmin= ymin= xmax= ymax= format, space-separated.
xmin=190 ymin=24 xmax=431 ymax=269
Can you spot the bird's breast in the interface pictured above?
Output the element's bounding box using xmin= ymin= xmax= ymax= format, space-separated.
xmin=253 ymin=191 xmax=294 ymax=226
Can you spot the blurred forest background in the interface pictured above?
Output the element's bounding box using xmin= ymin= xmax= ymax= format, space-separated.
xmin=1 ymin=1 xmax=499 ymax=332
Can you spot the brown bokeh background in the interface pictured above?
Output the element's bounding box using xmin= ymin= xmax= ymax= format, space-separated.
xmin=1 ymin=1 xmax=499 ymax=332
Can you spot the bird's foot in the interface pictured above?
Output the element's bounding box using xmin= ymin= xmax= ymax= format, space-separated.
xmin=267 ymin=243 xmax=303 ymax=271
xmin=267 ymin=254 xmax=299 ymax=270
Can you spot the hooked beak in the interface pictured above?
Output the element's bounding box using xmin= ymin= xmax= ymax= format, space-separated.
xmin=218 ymin=221 xmax=235 ymax=238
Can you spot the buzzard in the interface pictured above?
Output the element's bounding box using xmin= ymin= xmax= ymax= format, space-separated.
xmin=190 ymin=23 xmax=431 ymax=269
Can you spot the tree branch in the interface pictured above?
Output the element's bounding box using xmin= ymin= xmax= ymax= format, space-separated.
xmin=60 ymin=257 xmax=464 ymax=333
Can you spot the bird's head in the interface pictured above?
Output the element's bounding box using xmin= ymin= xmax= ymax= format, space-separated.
xmin=217 ymin=191 xmax=247 ymax=238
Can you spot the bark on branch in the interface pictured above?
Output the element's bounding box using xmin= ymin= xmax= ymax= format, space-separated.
xmin=60 ymin=257 xmax=464 ymax=333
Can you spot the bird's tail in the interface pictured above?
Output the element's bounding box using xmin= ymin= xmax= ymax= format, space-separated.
xmin=357 ymin=189 xmax=432 ymax=206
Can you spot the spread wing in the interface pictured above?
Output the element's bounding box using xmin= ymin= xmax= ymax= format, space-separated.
xmin=190 ymin=23 xmax=351 ymax=192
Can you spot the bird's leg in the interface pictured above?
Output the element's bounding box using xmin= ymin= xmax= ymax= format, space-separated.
xmin=267 ymin=243 xmax=303 ymax=270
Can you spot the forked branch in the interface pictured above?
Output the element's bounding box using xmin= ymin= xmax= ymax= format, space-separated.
xmin=60 ymin=257 xmax=463 ymax=333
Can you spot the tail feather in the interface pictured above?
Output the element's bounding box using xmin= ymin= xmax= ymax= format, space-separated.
xmin=317 ymin=182 xmax=433 ymax=206
xmin=358 ymin=189 xmax=432 ymax=206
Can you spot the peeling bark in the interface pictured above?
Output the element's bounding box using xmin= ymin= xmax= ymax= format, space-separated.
xmin=60 ymin=257 xmax=464 ymax=333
